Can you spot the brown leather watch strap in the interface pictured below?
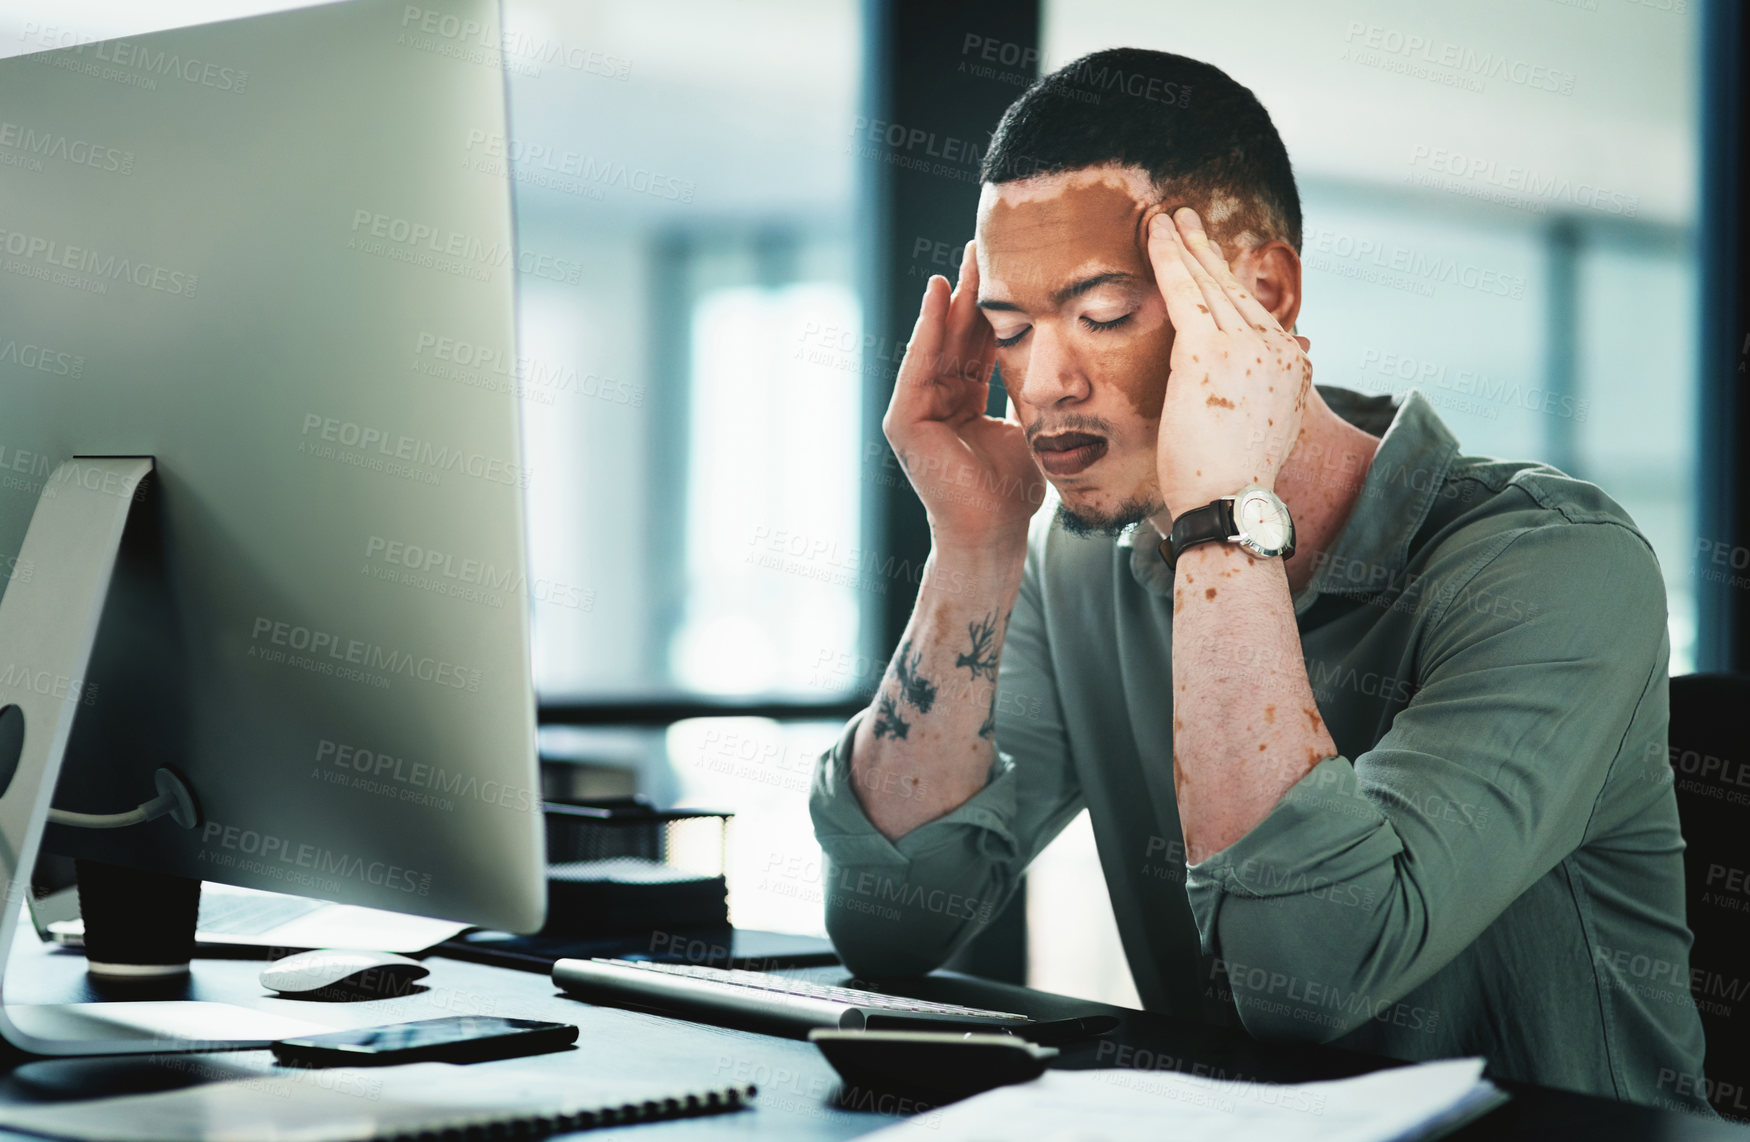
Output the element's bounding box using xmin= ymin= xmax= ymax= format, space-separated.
xmin=1158 ymin=499 xmax=1237 ymax=570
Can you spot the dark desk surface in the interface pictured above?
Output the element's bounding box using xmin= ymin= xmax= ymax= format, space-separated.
xmin=0 ymin=936 xmax=1745 ymax=1141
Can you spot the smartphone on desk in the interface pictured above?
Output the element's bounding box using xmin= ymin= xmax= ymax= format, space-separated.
xmin=273 ymin=1016 xmax=577 ymax=1066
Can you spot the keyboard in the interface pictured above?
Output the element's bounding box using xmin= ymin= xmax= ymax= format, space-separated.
xmin=551 ymin=957 xmax=1033 ymax=1037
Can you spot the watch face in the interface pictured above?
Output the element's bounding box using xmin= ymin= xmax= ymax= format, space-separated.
xmin=1236 ymin=490 xmax=1288 ymax=552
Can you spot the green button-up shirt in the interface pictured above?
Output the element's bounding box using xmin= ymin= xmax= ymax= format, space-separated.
xmin=809 ymin=385 xmax=1708 ymax=1111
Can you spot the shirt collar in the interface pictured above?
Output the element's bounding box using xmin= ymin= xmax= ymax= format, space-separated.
xmin=1116 ymin=385 xmax=1461 ymax=604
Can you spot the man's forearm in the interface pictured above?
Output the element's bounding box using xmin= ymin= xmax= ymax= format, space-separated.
xmin=849 ymin=541 xmax=1026 ymax=842
xmin=1171 ymin=542 xmax=1337 ymax=864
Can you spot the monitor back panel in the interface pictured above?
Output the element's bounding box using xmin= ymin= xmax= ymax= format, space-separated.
xmin=0 ymin=0 xmax=545 ymax=932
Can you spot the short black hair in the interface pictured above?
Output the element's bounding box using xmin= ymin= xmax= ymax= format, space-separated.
xmin=979 ymin=48 xmax=1301 ymax=253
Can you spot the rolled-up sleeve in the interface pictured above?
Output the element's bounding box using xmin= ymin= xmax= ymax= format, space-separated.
xmin=1184 ymin=520 xmax=1668 ymax=1042
xmin=808 ymin=527 xmax=1083 ymax=978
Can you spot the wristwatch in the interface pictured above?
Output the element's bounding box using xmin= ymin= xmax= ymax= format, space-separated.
xmin=1158 ymin=485 xmax=1295 ymax=570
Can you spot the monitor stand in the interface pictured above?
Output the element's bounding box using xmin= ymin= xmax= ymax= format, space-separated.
xmin=0 ymin=458 xmax=332 ymax=1055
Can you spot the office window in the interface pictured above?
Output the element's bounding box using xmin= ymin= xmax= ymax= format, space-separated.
xmin=677 ymin=279 xmax=862 ymax=696
xmin=1573 ymin=237 xmax=1699 ymax=667
xmin=506 ymin=0 xmax=864 ymax=703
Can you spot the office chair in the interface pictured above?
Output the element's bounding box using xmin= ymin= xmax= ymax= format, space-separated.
xmin=1668 ymin=672 xmax=1750 ymax=1118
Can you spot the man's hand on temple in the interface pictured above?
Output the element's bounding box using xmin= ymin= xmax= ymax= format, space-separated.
xmin=884 ymin=240 xmax=1046 ymax=556
xmin=1146 ymin=205 xmax=1313 ymax=519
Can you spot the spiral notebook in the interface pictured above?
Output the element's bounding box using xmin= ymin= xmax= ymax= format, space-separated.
xmin=0 ymin=1060 xmax=757 ymax=1142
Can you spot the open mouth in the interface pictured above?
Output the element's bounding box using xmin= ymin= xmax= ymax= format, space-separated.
xmin=1033 ymin=431 xmax=1108 ymax=477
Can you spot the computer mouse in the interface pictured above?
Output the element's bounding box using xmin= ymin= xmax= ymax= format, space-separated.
xmin=809 ymin=1029 xmax=1057 ymax=1101
xmin=260 ymin=949 xmax=430 ymax=1001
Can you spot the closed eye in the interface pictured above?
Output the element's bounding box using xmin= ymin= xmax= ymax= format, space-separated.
xmin=994 ymin=313 xmax=1131 ymax=348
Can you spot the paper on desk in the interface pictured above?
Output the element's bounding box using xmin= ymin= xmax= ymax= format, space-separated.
xmin=864 ymin=1056 xmax=1505 ymax=1142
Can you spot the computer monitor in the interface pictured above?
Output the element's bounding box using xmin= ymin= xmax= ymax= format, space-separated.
xmin=0 ymin=0 xmax=545 ymax=1052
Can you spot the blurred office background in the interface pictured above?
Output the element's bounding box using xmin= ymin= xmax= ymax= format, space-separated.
xmin=5 ymin=0 xmax=1724 ymax=1010
xmin=502 ymin=0 xmax=1711 ymax=1010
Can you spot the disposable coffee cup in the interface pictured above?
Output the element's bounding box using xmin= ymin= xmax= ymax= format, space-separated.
xmin=74 ymin=858 xmax=202 ymax=979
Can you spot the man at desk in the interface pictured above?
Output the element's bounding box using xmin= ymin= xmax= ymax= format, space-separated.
xmin=809 ymin=47 xmax=1709 ymax=1112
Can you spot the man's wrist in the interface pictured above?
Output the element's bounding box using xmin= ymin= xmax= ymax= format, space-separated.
xmin=927 ymin=535 xmax=1028 ymax=595
xmin=931 ymin=529 xmax=1028 ymax=567
xmin=1171 ymin=538 xmax=1269 ymax=576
